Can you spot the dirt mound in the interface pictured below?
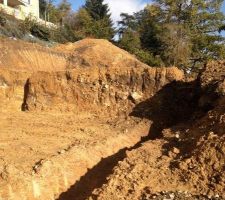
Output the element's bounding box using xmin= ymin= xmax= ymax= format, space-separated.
xmin=2 ymin=37 xmax=224 ymax=200
xmin=54 ymin=39 xmax=147 ymax=69
xmin=200 ymin=60 xmax=225 ymax=88
xmin=0 ymin=37 xmax=186 ymax=200
xmin=0 ymin=38 xmax=183 ymax=113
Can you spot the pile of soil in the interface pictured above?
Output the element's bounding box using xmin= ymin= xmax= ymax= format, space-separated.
xmin=0 ymin=37 xmax=67 ymax=71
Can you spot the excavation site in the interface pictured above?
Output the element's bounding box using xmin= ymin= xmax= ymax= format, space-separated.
xmin=0 ymin=38 xmax=224 ymax=200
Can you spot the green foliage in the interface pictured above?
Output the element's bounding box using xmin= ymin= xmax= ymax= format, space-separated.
xmin=51 ymin=24 xmax=78 ymax=43
xmin=0 ymin=10 xmax=7 ymax=27
xmin=84 ymin=0 xmax=115 ymax=40
xmin=30 ymin=24 xmax=50 ymax=41
xmin=118 ymin=30 xmax=141 ymax=52
xmin=71 ymin=8 xmax=95 ymax=39
xmin=84 ymin=0 xmax=110 ymax=20
xmin=19 ymin=15 xmax=38 ymax=34
xmin=118 ymin=0 xmax=225 ymax=70
xmin=134 ymin=49 xmax=163 ymax=66
xmin=117 ymin=29 xmax=162 ymax=66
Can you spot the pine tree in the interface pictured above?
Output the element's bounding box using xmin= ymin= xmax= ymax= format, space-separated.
xmin=118 ymin=1 xmax=225 ymax=70
xmin=152 ymin=0 xmax=225 ymax=69
xmin=84 ymin=0 xmax=115 ymax=39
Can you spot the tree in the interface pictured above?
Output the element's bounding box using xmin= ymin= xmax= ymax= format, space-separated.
xmin=84 ymin=0 xmax=115 ymax=39
xmin=152 ymin=0 xmax=225 ymax=70
xmin=39 ymin=0 xmax=47 ymax=20
xmin=58 ymin=0 xmax=72 ymax=25
xmin=117 ymin=0 xmax=225 ymax=70
xmin=71 ymin=8 xmax=94 ymax=39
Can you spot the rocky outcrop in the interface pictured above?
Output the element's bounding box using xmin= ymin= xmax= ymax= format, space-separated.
xmin=24 ymin=66 xmax=183 ymax=114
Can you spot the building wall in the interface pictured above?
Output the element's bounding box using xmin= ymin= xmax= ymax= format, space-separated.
xmin=0 ymin=0 xmax=55 ymax=27
xmin=0 ymin=0 xmax=39 ymax=20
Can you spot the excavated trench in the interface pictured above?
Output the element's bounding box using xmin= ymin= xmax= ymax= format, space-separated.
xmin=2 ymin=38 xmax=209 ymax=200
xmin=57 ymin=79 xmax=203 ymax=200
xmin=0 ymin=70 xmax=188 ymax=200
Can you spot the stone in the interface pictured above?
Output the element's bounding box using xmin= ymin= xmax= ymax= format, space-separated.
xmin=130 ymin=92 xmax=143 ymax=102
xmin=172 ymin=147 xmax=180 ymax=154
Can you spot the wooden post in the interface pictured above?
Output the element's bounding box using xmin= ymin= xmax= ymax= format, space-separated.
xmin=3 ymin=0 xmax=7 ymax=6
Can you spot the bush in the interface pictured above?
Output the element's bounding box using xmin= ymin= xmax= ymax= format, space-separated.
xmin=30 ymin=24 xmax=50 ymax=41
xmin=134 ymin=49 xmax=163 ymax=67
xmin=51 ymin=24 xmax=78 ymax=43
xmin=0 ymin=13 xmax=6 ymax=26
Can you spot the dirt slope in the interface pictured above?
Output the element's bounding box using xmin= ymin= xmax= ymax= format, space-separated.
xmin=0 ymin=38 xmax=67 ymax=72
xmin=88 ymin=61 xmax=225 ymax=200
xmin=24 ymin=66 xmax=183 ymax=115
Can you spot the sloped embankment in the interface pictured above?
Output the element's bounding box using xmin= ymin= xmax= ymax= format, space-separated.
xmin=0 ymin=38 xmax=68 ymax=72
xmin=23 ymin=66 xmax=183 ymax=115
xmin=87 ymin=61 xmax=225 ymax=200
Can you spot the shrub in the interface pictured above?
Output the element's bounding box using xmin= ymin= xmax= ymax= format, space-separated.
xmin=30 ymin=24 xmax=50 ymax=41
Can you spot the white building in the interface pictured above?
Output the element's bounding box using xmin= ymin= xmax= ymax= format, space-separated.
xmin=0 ymin=0 xmax=40 ymax=20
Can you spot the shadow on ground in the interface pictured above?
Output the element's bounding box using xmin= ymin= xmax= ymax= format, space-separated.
xmin=58 ymin=141 xmax=144 ymax=200
xmin=130 ymin=80 xmax=201 ymax=139
xmin=58 ymin=80 xmax=203 ymax=200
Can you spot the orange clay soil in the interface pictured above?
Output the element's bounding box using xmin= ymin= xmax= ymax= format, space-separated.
xmin=0 ymin=37 xmax=224 ymax=200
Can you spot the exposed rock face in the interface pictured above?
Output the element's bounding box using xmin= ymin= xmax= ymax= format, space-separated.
xmin=24 ymin=66 xmax=183 ymax=114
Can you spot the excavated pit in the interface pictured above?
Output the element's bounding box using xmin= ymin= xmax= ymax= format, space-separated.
xmin=1 ymin=38 xmax=224 ymax=200
xmin=0 ymin=38 xmax=185 ymax=200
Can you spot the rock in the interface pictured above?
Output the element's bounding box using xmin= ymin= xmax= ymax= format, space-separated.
xmin=215 ymin=194 xmax=220 ymax=198
xmin=130 ymin=92 xmax=143 ymax=102
xmin=169 ymin=193 xmax=175 ymax=198
xmin=172 ymin=147 xmax=180 ymax=154
xmin=58 ymin=149 xmax=66 ymax=154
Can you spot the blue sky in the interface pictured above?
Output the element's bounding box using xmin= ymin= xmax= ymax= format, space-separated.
xmin=55 ymin=0 xmax=225 ymax=13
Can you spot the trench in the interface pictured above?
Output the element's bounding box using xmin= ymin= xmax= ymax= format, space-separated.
xmin=56 ymin=80 xmax=203 ymax=200
xmin=57 ymin=138 xmax=146 ymax=200
xmin=0 ymin=72 xmax=212 ymax=200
